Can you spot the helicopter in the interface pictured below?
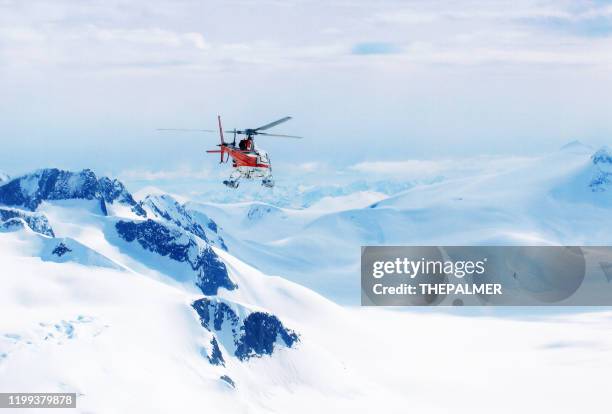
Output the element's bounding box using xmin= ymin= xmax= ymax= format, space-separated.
xmin=158 ymin=116 xmax=302 ymax=188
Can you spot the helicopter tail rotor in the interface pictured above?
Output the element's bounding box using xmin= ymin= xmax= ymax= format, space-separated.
xmin=206 ymin=115 xmax=228 ymax=163
xmin=217 ymin=115 xmax=227 ymax=163
xmin=217 ymin=115 xmax=225 ymax=146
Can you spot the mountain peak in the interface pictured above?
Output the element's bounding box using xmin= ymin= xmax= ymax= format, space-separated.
xmin=560 ymin=140 xmax=593 ymax=152
xmin=589 ymin=146 xmax=612 ymax=193
xmin=592 ymin=146 xmax=612 ymax=166
xmin=0 ymin=168 xmax=145 ymax=217
xmin=142 ymin=193 xmax=228 ymax=250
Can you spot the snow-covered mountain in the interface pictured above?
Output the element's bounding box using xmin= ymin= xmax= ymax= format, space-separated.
xmin=0 ymin=168 xmax=145 ymax=217
xmin=0 ymin=168 xmax=299 ymax=350
xmin=187 ymin=145 xmax=612 ymax=303
xmin=141 ymin=193 xmax=228 ymax=250
xmin=0 ymin=168 xmax=401 ymax=413
xmin=3 ymin=150 xmax=612 ymax=413
xmin=588 ymin=146 xmax=612 ymax=193
xmin=1 ymin=206 xmax=54 ymax=236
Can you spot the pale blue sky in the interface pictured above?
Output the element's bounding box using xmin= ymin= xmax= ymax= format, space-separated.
xmin=0 ymin=0 xmax=611 ymax=181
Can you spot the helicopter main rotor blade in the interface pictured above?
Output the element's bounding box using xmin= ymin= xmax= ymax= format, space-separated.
xmin=253 ymin=116 xmax=292 ymax=131
xmin=255 ymin=132 xmax=303 ymax=139
xmin=157 ymin=128 xmax=215 ymax=132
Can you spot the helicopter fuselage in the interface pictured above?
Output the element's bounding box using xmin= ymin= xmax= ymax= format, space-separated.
xmin=223 ymin=144 xmax=270 ymax=169
xmin=208 ymin=142 xmax=273 ymax=188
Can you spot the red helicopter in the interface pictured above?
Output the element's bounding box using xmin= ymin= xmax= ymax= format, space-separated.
xmin=159 ymin=116 xmax=302 ymax=188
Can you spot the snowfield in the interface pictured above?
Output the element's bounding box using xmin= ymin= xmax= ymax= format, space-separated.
xmin=187 ymin=144 xmax=612 ymax=303
xmin=1 ymin=144 xmax=612 ymax=413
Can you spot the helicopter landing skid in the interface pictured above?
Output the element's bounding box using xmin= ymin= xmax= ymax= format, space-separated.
xmin=223 ymin=167 xmax=274 ymax=189
xmin=262 ymin=177 xmax=274 ymax=188
xmin=223 ymin=179 xmax=240 ymax=188
xmin=223 ymin=169 xmax=242 ymax=188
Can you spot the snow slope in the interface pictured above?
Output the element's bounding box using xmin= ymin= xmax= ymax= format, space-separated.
xmin=3 ymin=227 xmax=612 ymax=413
xmin=187 ymin=145 xmax=612 ymax=303
xmin=149 ymin=177 xmax=416 ymax=209
xmin=0 ymin=169 xmax=401 ymax=413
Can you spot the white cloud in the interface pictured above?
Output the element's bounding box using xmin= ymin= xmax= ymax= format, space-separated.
xmin=2 ymin=0 xmax=612 ymax=75
xmin=118 ymin=166 xmax=213 ymax=182
xmin=350 ymin=156 xmax=536 ymax=179
xmin=374 ymin=1 xmax=612 ymax=24
xmin=93 ymin=27 xmax=207 ymax=49
xmin=291 ymin=162 xmax=321 ymax=173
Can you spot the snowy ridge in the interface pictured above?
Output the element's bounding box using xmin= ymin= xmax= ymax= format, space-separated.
xmin=0 ymin=168 xmax=304 ymax=376
xmin=186 ymin=146 xmax=612 ymax=304
xmin=39 ymin=236 xmax=124 ymax=269
xmin=115 ymin=218 xmax=235 ymax=295
xmin=0 ymin=168 xmax=145 ymax=216
xmin=589 ymin=146 xmax=612 ymax=192
xmin=142 ymin=193 xmax=227 ymax=250
xmin=0 ymin=207 xmax=54 ymax=237
xmin=550 ymin=145 xmax=612 ymax=206
xmin=245 ymin=202 xmax=286 ymax=222
xmin=0 ymin=168 xmax=235 ymax=298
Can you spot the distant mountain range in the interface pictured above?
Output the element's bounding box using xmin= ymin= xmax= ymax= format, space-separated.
xmin=187 ymin=145 xmax=612 ymax=303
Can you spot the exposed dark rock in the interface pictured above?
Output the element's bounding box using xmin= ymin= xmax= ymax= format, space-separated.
xmin=207 ymin=337 xmax=225 ymax=366
xmin=116 ymin=220 xmax=235 ymax=295
xmin=219 ymin=375 xmax=235 ymax=388
xmin=0 ymin=208 xmax=55 ymax=237
xmin=192 ymin=298 xmax=299 ymax=361
xmin=52 ymin=242 xmax=72 ymax=257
